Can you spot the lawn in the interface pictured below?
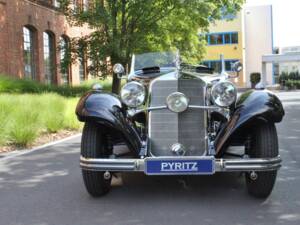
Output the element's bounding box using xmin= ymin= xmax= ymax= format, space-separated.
xmin=0 ymin=75 xmax=113 ymax=148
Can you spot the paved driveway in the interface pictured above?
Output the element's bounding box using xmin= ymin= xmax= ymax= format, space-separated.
xmin=0 ymin=91 xmax=300 ymax=225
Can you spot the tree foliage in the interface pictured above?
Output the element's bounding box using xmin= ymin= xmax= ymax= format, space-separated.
xmin=59 ymin=0 xmax=243 ymax=93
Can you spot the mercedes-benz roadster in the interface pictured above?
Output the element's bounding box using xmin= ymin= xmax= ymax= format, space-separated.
xmin=76 ymin=51 xmax=284 ymax=198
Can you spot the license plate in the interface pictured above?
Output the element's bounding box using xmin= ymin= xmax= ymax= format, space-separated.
xmin=145 ymin=157 xmax=215 ymax=175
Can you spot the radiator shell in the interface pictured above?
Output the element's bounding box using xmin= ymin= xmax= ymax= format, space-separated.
xmin=149 ymin=78 xmax=207 ymax=156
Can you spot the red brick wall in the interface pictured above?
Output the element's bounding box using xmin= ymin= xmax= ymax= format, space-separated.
xmin=0 ymin=0 xmax=92 ymax=85
xmin=0 ymin=1 xmax=10 ymax=78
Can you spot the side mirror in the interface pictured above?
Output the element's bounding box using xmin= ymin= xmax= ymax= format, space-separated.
xmin=113 ymin=63 xmax=125 ymax=78
xmin=229 ymin=61 xmax=243 ymax=79
xmin=232 ymin=61 xmax=243 ymax=73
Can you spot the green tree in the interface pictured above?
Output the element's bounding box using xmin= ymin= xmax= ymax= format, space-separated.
xmin=59 ymin=0 xmax=243 ymax=93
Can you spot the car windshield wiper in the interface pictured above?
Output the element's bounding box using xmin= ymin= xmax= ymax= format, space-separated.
xmin=142 ymin=66 xmax=160 ymax=74
xmin=180 ymin=64 xmax=214 ymax=74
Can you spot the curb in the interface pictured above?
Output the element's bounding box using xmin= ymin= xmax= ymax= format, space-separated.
xmin=0 ymin=133 xmax=82 ymax=161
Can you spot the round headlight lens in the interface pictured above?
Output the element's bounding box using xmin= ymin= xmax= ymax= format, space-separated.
xmin=113 ymin=63 xmax=125 ymax=74
xmin=166 ymin=92 xmax=189 ymax=113
xmin=211 ymin=81 xmax=237 ymax=107
xmin=121 ymin=82 xmax=146 ymax=107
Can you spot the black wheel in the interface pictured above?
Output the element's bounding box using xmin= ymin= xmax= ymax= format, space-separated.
xmin=245 ymin=123 xmax=279 ymax=198
xmin=81 ymin=123 xmax=112 ymax=197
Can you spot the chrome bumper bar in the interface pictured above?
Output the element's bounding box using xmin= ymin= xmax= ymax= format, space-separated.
xmin=80 ymin=156 xmax=282 ymax=173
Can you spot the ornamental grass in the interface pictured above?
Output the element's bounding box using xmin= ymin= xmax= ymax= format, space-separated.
xmin=0 ymin=93 xmax=81 ymax=147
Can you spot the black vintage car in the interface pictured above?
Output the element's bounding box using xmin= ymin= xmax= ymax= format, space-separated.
xmin=76 ymin=51 xmax=284 ymax=198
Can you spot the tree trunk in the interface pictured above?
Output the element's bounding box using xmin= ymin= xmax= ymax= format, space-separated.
xmin=112 ymin=73 xmax=121 ymax=94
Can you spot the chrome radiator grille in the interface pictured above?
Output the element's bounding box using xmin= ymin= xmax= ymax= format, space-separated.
xmin=149 ymin=79 xmax=207 ymax=156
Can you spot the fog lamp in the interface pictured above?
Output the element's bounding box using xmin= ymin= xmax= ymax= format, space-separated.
xmin=166 ymin=92 xmax=189 ymax=113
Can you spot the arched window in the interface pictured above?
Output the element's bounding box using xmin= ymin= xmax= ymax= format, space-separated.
xmin=83 ymin=0 xmax=89 ymax=11
xmin=43 ymin=31 xmax=56 ymax=84
xmin=59 ymin=36 xmax=71 ymax=84
xmin=78 ymin=42 xmax=87 ymax=83
xmin=23 ymin=26 xmax=36 ymax=80
xmin=72 ymin=0 xmax=78 ymax=10
xmin=54 ymin=0 xmax=60 ymax=8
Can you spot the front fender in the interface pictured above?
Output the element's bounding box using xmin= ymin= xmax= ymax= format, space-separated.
xmin=76 ymin=91 xmax=142 ymax=156
xmin=215 ymin=90 xmax=285 ymax=155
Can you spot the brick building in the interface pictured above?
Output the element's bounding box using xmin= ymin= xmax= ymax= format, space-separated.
xmin=0 ymin=0 xmax=92 ymax=85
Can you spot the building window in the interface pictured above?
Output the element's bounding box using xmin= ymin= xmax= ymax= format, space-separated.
xmin=209 ymin=34 xmax=223 ymax=45
xmin=202 ymin=61 xmax=221 ymax=73
xmin=78 ymin=42 xmax=87 ymax=83
xmin=23 ymin=26 xmax=36 ymax=80
xmin=206 ymin=32 xmax=238 ymax=45
xmin=202 ymin=59 xmax=239 ymax=72
xmin=43 ymin=32 xmax=56 ymax=85
xmin=231 ymin=33 xmax=238 ymax=44
xmin=83 ymin=0 xmax=89 ymax=11
xmin=79 ymin=61 xmax=84 ymax=83
xmin=54 ymin=0 xmax=60 ymax=7
xmin=79 ymin=54 xmax=86 ymax=83
xmin=225 ymin=60 xmax=239 ymax=71
xmin=72 ymin=0 xmax=77 ymax=10
xmin=224 ymin=33 xmax=231 ymax=44
xmin=59 ymin=36 xmax=70 ymax=85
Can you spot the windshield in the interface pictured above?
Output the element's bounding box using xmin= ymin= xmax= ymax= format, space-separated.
xmin=133 ymin=51 xmax=178 ymax=71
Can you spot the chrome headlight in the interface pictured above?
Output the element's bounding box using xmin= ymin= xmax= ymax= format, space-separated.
xmin=211 ymin=82 xmax=237 ymax=107
xmin=121 ymin=81 xmax=146 ymax=107
xmin=166 ymin=92 xmax=189 ymax=113
xmin=113 ymin=63 xmax=125 ymax=74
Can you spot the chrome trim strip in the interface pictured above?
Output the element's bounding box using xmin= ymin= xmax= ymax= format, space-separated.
xmin=148 ymin=106 xmax=168 ymax=111
xmin=128 ymin=106 xmax=167 ymax=117
xmin=80 ymin=156 xmax=282 ymax=173
xmin=189 ymin=105 xmax=219 ymax=110
xmin=131 ymin=105 xmax=219 ymax=116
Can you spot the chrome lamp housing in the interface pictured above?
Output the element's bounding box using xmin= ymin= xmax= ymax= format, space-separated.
xmin=211 ymin=81 xmax=237 ymax=107
xmin=120 ymin=81 xmax=146 ymax=107
xmin=166 ymin=92 xmax=189 ymax=113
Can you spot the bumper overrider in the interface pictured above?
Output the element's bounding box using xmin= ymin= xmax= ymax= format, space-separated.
xmin=80 ymin=155 xmax=282 ymax=175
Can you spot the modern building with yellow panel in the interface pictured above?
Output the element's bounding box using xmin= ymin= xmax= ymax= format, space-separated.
xmin=202 ymin=4 xmax=274 ymax=88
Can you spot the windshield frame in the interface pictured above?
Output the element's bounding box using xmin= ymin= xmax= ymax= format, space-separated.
xmin=129 ymin=51 xmax=221 ymax=79
xmin=130 ymin=51 xmax=179 ymax=74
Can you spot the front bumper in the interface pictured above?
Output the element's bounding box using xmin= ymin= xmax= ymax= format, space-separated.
xmin=80 ymin=156 xmax=282 ymax=174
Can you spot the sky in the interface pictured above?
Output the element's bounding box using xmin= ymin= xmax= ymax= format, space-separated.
xmin=246 ymin=0 xmax=300 ymax=48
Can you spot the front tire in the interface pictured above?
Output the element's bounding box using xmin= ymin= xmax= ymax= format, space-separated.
xmin=81 ymin=123 xmax=112 ymax=197
xmin=245 ymin=123 xmax=279 ymax=198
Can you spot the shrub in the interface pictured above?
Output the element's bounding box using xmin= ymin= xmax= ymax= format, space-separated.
xmin=285 ymin=80 xmax=300 ymax=90
xmin=279 ymin=72 xmax=289 ymax=86
xmin=250 ymin=73 xmax=261 ymax=88
xmin=289 ymin=71 xmax=300 ymax=81
xmin=290 ymin=80 xmax=300 ymax=89
xmin=285 ymin=80 xmax=293 ymax=89
xmin=0 ymin=75 xmax=112 ymax=97
xmin=280 ymin=71 xmax=300 ymax=89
